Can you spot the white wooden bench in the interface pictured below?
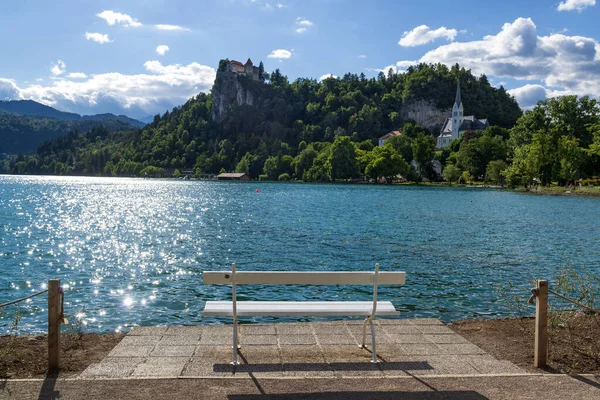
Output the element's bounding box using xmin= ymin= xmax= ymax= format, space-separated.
xmin=203 ymin=263 xmax=406 ymax=364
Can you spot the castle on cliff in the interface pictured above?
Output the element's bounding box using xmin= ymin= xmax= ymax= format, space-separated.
xmin=225 ymin=58 xmax=260 ymax=81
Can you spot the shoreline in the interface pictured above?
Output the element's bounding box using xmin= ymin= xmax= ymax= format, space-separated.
xmin=3 ymin=173 xmax=600 ymax=198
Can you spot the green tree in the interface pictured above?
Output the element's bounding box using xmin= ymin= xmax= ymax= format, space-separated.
xmin=486 ymin=160 xmax=508 ymax=186
xmin=365 ymin=145 xmax=409 ymax=184
xmin=442 ymin=164 xmax=461 ymax=185
xmin=412 ymin=132 xmax=436 ymax=178
xmin=328 ymin=136 xmax=359 ymax=180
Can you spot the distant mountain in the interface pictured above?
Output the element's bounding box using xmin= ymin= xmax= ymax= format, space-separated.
xmin=139 ymin=115 xmax=157 ymax=124
xmin=0 ymin=113 xmax=138 ymax=155
xmin=0 ymin=100 xmax=146 ymax=127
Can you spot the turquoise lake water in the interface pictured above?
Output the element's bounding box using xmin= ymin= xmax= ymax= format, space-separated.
xmin=1 ymin=175 xmax=599 ymax=333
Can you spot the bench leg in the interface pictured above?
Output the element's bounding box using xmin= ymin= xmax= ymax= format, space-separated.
xmin=360 ymin=317 xmax=378 ymax=363
xmin=360 ymin=317 xmax=370 ymax=348
xmin=231 ymin=321 xmax=239 ymax=365
xmin=370 ymin=319 xmax=377 ymax=363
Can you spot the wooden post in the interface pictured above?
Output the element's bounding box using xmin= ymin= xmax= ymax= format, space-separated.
xmin=48 ymin=279 xmax=61 ymax=372
xmin=534 ymin=280 xmax=548 ymax=368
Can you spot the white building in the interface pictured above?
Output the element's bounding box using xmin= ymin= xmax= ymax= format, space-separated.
xmin=437 ymin=81 xmax=488 ymax=149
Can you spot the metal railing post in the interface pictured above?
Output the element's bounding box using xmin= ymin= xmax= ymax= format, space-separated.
xmin=48 ymin=279 xmax=61 ymax=372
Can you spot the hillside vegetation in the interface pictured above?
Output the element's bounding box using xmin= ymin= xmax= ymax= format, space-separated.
xmin=1 ymin=63 xmax=529 ymax=181
xmin=0 ymin=114 xmax=138 ymax=155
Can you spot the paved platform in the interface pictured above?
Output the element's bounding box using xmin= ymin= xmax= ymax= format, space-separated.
xmin=80 ymin=319 xmax=525 ymax=379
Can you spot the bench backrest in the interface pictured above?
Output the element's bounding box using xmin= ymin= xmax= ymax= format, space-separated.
xmin=203 ymin=271 xmax=406 ymax=285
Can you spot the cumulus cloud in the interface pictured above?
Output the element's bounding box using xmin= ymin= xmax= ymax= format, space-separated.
xmin=85 ymin=32 xmax=111 ymax=44
xmin=154 ymin=24 xmax=191 ymax=32
xmin=318 ymin=74 xmax=338 ymax=81
xmin=295 ymin=17 xmax=313 ymax=34
xmin=399 ymin=25 xmax=457 ymax=47
xmin=156 ymin=45 xmax=170 ymax=56
xmin=0 ymin=78 xmax=22 ymax=100
xmin=557 ymin=0 xmax=595 ymax=12
xmin=267 ymin=49 xmax=293 ymax=59
xmin=51 ymin=60 xmax=66 ymax=76
xmin=96 ymin=10 xmax=142 ymax=27
xmin=67 ymin=72 xmax=88 ymax=79
xmin=410 ymin=17 xmax=600 ymax=107
xmin=507 ymin=84 xmax=549 ymax=109
xmin=0 ymin=61 xmax=216 ymax=119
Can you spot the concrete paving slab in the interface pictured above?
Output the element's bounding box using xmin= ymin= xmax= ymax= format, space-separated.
xmin=398 ymin=343 xmax=444 ymax=356
xmin=157 ymin=335 xmax=200 ymax=346
xmin=438 ymin=343 xmax=487 ymax=355
xmin=388 ymin=334 xmax=431 ymax=344
xmin=382 ymin=325 xmax=423 ymax=334
xmin=131 ymin=358 xmax=188 ymax=377
xmin=240 ymin=325 xmax=276 ymax=335
xmin=376 ymin=318 xmax=417 ymax=325
xmin=128 ymin=326 xmax=168 ymax=336
xmin=80 ymin=358 xmax=145 ymax=379
xmin=199 ymin=334 xmax=233 ymax=345
xmin=415 ymin=325 xmax=456 ymax=334
xmin=117 ymin=335 xmax=162 ymax=346
xmin=107 ymin=345 xmax=154 ymax=358
xmin=425 ymin=334 xmax=470 ymax=344
xmin=90 ymin=319 xmax=526 ymax=379
xmin=317 ymin=335 xmax=357 ymax=345
xmin=164 ymin=325 xmax=204 ymax=336
xmin=149 ymin=345 xmax=196 ymax=357
xmin=279 ymin=334 xmax=316 ymax=345
xmin=275 ymin=324 xmax=314 ymax=334
xmin=241 ymin=334 xmax=278 ymax=345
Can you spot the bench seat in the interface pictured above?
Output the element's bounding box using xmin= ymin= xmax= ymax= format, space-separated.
xmin=204 ymin=301 xmax=400 ymax=317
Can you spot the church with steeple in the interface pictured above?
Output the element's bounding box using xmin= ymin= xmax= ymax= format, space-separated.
xmin=436 ymin=81 xmax=489 ymax=149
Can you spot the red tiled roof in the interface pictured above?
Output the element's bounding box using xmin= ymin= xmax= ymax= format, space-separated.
xmin=230 ymin=60 xmax=244 ymax=66
xmin=245 ymin=58 xmax=253 ymax=65
xmin=379 ymin=131 xmax=402 ymax=140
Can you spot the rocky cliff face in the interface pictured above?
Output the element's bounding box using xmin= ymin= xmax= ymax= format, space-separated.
xmin=401 ymin=99 xmax=450 ymax=132
xmin=211 ymin=71 xmax=256 ymax=122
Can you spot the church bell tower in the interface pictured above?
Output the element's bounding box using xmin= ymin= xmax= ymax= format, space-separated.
xmin=451 ymin=81 xmax=464 ymax=140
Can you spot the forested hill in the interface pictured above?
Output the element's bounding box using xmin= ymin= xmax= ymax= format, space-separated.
xmin=0 ymin=114 xmax=139 ymax=155
xmin=0 ymin=100 xmax=145 ymax=127
xmin=1 ymin=63 xmax=522 ymax=177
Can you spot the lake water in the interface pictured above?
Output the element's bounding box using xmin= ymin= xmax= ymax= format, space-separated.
xmin=1 ymin=175 xmax=599 ymax=334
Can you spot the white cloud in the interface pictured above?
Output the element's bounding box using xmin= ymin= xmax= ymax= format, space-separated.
xmin=358 ymin=54 xmax=368 ymax=59
xmin=295 ymin=17 xmax=313 ymax=34
xmin=296 ymin=18 xmax=313 ymax=26
xmin=154 ymin=24 xmax=191 ymax=32
xmin=96 ymin=10 xmax=142 ymax=27
xmin=411 ymin=17 xmax=600 ymax=108
xmin=67 ymin=72 xmax=88 ymax=79
xmin=276 ymin=3 xmax=285 ymax=8
xmin=370 ymin=61 xmax=417 ymax=75
xmin=85 ymin=32 xmax=111 ymax=44
xmin=51 ymin=60 xmax=66 ymax=76
xmin=156 ymin=45 xmax=170 ymax=56
xmin=318 ymin=74 xmax=338 ymax=81
xmin=557 ymin=0 xmax=595 ymax=12
xmin=399 ymin=25 xmax=457 ymax=47
xmin=0 ymin=78 xmax=22 ymax=100
xmin=0 ymin=61 xmax=216 ymax=119
xmin=507 ymin=84 xmax=549 ymax=109
xmin=267 ymin=49 xmax=293 ymax=59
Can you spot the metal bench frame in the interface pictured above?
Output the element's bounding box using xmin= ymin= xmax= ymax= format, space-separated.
xmin=203 ymin=263 xmax=405 ymax=364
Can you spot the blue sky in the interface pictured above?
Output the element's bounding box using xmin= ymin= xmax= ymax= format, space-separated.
xmin=1 ymin=0 xmax=599 ymax=119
